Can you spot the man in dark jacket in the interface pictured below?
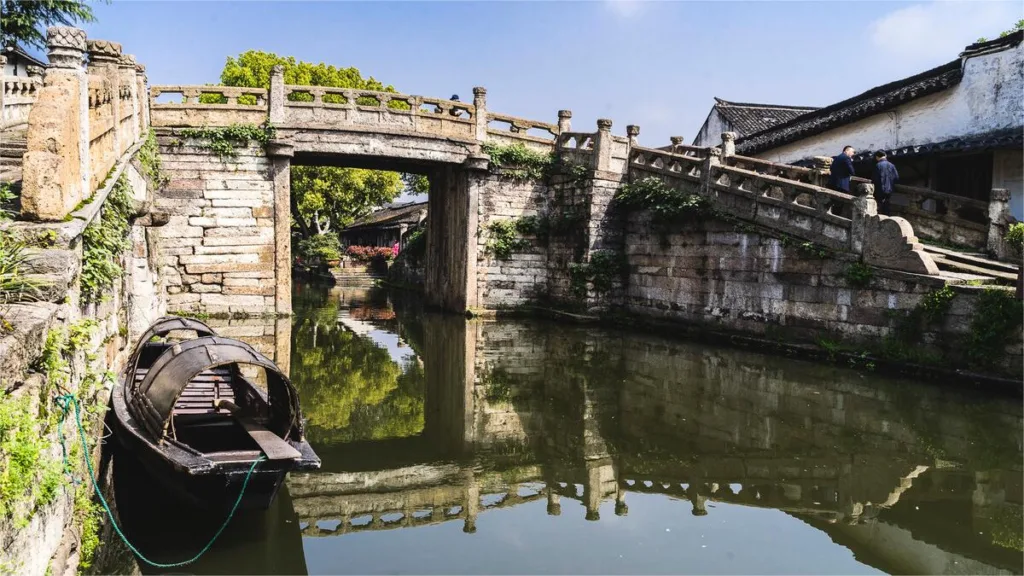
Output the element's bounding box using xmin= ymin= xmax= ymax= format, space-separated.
xmin=827 ymin=146 xmax=856 ymax=193
xmin=871 ymin=151 xmax=899 ymax=216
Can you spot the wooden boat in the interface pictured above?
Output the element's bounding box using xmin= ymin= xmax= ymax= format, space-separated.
xmin=110 ymin=316 xmax=320 ymax=511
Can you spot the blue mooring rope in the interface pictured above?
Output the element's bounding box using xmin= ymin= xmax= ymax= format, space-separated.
xmin=55 ymin=392 xmax=266 ymax=568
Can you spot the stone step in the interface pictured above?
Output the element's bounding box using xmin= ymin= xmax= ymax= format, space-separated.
xmin=930 ymin=254 xmax=1018 ymax=283
xmin=923 ymin=245 xmax=1020 ymax=274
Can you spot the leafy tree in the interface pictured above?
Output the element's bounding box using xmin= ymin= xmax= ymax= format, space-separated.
xmin=0 ymin=0 xmax=100 ymax=51
xmin=211 ymin=50 xmax=423 ymax=237
xmin=977 ymin=19 xmax=1024 ymax=42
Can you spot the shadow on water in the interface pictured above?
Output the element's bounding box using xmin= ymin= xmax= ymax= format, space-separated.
xmin=98 ymin=279 xmax=1024 ymax=575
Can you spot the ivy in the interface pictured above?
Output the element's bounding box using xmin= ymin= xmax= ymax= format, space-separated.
xmin=964 ymin=288 xmax=1023 ymax=369
xmin=136 ymin=128 xmax=168 ymax=188
xmin=481 ymin=142 xmax=555 ymax=181
xmin=614 ymin=176 xmax=711 ymax=228
xmin=485 ymin=218 xmax=538 ymax=260
xmin=569 ymin=250 xmax=627 ymax=299
xmin=0 ymin=230 xmax=43 ymax=307
xmin=0 ymin=392 xmax=63 ymax=527
xmin=844 ymin=262 xmax=875 ymax=289
xmin=81 ymin=175 xmax=134 ymax=303
xmin=1005 ymin=222 xmax=1024 ymax=255
xmin=890 ymin=285 xmax=956 ymax=345
xmin=178 ymin=121 xmax=277 ymax=161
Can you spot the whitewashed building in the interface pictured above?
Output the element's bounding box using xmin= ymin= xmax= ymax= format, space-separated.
xmin=691 ymin=98 xmax=817 ymax=147
xmin=735 ymin=31 xmax=1024 ymax=219
xmin=1 ymin=44 xmax=46 ymax=77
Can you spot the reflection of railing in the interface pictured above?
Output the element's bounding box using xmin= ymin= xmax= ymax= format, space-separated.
xmin=1 ymin=75 xmax=42 ymax=130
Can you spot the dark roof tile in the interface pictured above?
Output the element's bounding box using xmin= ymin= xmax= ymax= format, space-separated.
xmin=713 ymin=98 xmax=819 ymax=137
xmin=343 ymin=201 xmax=427 ymax=231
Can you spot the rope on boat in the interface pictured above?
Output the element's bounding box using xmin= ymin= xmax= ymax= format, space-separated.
xmin=55 ymin=392 xmax=266 ymax=569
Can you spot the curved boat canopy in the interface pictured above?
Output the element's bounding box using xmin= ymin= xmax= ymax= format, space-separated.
xmin=126 ymin=316 xmax=218 ymax=396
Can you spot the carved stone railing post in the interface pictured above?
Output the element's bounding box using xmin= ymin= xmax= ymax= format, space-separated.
xmin=851 ymin=182 xmax=877 ymax=255
xmin=135 ymin=62 xmax=148 ymax=132
xmin=721 ymin=131 xmax=736 ymax=161
xmin=700 ymin=147 xmax=721 ymax=197
xmin=810 ymin=156 xmax=832 ymax=188
xmin=88 ymin=39 xmax=122 ymax=157
xmin=268 ymin=64 xmax=285 ymax=124
xmin=472 ymin=87 xmax=487 ymax=142
xmin=22 ymin=26 xmax=89 ymax=221
xmin=987 ymin=188 xmax=1013 ymax=259
xmin=557 ymin=109 xmax=571 ymax=133
xmin=626 ymin=124 xmax=639 ymax=147
xmin=670 ymin=136 xmax=684 ymax=155
xmin=118 ymin=53 xmax=139 ymax=146
xmin=593 ymin=118 xmax=613 ymax=172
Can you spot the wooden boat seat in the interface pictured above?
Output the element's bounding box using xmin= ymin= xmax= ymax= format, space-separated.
xmin=135 ymin=367 xmax=236 ymax=416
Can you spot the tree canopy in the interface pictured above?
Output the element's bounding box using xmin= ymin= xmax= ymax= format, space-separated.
xmin=212 ymin=50 xmax=422 ymax=237
xmin=1 ymin=0 xmax=99 ymax=50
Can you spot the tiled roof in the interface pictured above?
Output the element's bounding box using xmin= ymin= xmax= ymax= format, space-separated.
xmin=2 ymin=44 xmax=46 ymax=69
xmin=713 ymin=98 xmax=819 ymax=137
xmin=790 ymin=127 xmax=1024 ymax=167
xmin=735 ymin=59 xmax=965 ymax=155
xmin=343 ymin=201 xmax=426 ymax=230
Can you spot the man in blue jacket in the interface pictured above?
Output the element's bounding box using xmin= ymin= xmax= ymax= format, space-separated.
xmin=827 ymin=146 xmax=856 ymax=193
xmin=871 ymin=151 xmax=899 ymax=216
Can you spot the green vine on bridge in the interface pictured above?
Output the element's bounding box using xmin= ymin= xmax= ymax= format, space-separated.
xmin=569 ymin=250 xmax=628 ymax=299
xmin=614 ymin=176 xmax=712 ymax=229
xmin=81 ymin=175 xmax=133 ymax=303
xmin=176 ymin=121 xmax=277 ymax=161
xmin=482 ymin=142 xmax=555 ymax=182
xmin=964 ymin=288 xmax=1023 ymax=369
xmin=485 ymin=217 xmax=539 ymax=260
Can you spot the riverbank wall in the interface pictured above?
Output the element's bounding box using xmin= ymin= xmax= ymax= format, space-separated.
xmin=0 ymin=29 xmax=167 ymax=576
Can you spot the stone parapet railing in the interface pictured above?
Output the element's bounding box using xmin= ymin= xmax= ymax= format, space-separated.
xmin=485 ymin=112 xmax=559 ymax=151
xmin=18 ymin=27 xmax=150 ymax=221
xmin=149 ymin=85 xmax=267 ymax=127
xmin=1 ymin=73 xmax=43 ymax=130
xmin=888 ymin=182 xmax=989 ymax=248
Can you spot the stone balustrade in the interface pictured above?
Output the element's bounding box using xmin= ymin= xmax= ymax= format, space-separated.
xmin=485 ymin=112 xmax=559 ymax=151
xmin=18 ymin=27 xmax=150 ymax=221
xmin=0 ymin=73 xmax=43 ymax=130
xmin=726 ymin=153 xmax=824 ymax=186
xmin=888 ymin=183 xmax=989 ymax=248
xmin=629 ymin=145 xmax=704 ymax=184
xmin=149 ymin=85 xmax=267 ymax=127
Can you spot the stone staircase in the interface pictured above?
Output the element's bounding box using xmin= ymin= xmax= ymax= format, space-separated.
xmin=923 ymin=245 xmax=1021 ymax=286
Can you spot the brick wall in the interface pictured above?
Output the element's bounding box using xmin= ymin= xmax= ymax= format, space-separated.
xmin=155 ymin=136 xmax=277 ymax=315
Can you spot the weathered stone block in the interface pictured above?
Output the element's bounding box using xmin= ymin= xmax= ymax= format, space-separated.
xmin=188 ymin=216 xmax=259 ymax=228
xmin=190 ymin=283 xmax=222 ymax=293
xmin=201 ymin=273 xmax=223 ymax=284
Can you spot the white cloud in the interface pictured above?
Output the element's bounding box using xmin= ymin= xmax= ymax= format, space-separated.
xmin=868 ymin=1 xmax=1020 ymax=65
xmin=605 ymin=0 xmax=644 ymax=19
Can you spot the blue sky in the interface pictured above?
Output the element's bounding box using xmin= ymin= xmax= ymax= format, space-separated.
xmin=75 ymin=0 xmax=1020 ymax=147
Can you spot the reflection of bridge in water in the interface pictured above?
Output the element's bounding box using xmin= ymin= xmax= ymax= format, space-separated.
xmin=209 ymin=288 xmax=1023 ymax=575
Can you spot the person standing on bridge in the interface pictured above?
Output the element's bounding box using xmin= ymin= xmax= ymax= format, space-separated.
xmin=827 ymin=146 xmax=856 ymax=193
xmin=871 ymin=151 xmax=899 ymax=216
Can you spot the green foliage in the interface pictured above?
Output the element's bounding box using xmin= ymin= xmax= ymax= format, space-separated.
xmin=614 ymin=176 xmax=711 ymax=228
xmin=136 ymin=129 xmax=167 ymax=188
xmin=402 ymin=173 xmax=430 ymax=196
xmin=485 ymin=218 xmax=538 ymax=259
xmin=977 ymin=19 xmax=1024 ymax=42
xmin=0 ymin=182 xmax=17 ymax=222
xmin=844 ymin=262 xmax=875 ymax=289
xmin=964 ymin=288 xmax=1023 ymax=369
xmin=81 ymin=175 xmax=133 ymax=303
xmin=74 ymin=482 xmax=101 ymax=572
xmin=0 ymin=230 xmax=43 ymax=305
xmin=0 ymin=392 xmax=62 ymax=526
xmin=296 ymin=232 xmax=342 ymax=263
xmin=569 ymin=250 xmax=627 ymax=299
xmin=0 ymin=0 xmax=101 ymax=50
xmin=1004 ymin=222 xmax=1024 ymax=254
xmin=401 ymin=228 xmax=426 ymax=264
xmin=178 ymin=122 xmax=276 ymax=161
xmin=990 ymin=504 xmax=1024 ymax=552
xmin=890 ymin=285 xmax=956 ymax=345
xmin=68 ymin=318 xmax=97 ymax=353
xmin=482 ymin=142 xmax=556 ymax=181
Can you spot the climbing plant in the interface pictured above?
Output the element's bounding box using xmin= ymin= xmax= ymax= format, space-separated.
xmin=0 ymin=231 xmax=43 ymax=308
xmin=1004 ymin=222 xmax=1024 ymax=255
xmin=136 ymin=129 xmax=168 ymax=188
xmin=569 ymin=250 xmax=627 ymax=299
xmin=80 ymin=174 xmax=134 ymax=303
xmin=485 ymin=217 xmax=539 ymax=260
xmin=177 ymin=121 xmax=276 ymax=161
xmin=614 ymin=176 xmax=711 ymax=228
xmin=964 ymin=288 xmax=1023 ymax=369
xmin=482 ymin=142 xmax=556 ymax=181
xmin=844 ymin=262 xmax=875 ymax=289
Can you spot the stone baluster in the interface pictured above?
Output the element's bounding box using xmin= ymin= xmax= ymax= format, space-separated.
xmin=700 ymin=146 xmax=721 ymax=197
xmin=22 ymin=26 xmax=90 ymax=221
xmin=118 ymin=53 xmax=139 ymax=149
xmin=269 ymin=64 xmax=285 ymax=124
xmin=557 ymin=109 xmax=571 ymax=133
xmin=593 ymin=118 xmax=613 ymax=172
xmin=87 ymin=40 xmax=122 ymax=157
xmin=721 ymin=131 xmax=736 ymax=162
xmin=626 ymin=124 xmax=639 ymax=147
xmin=986 ymin=188 xmax=1013 ymax=260
xmin=472 ymin=86 xmax=487 ymax=142
xmin=134 ymin=63 xmax=148 ymax=131
xmin=810 ymin=156 xmax=832 ymax=188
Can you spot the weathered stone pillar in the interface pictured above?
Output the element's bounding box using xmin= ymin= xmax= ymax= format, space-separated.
xmin=592 ymin=118 xmax=613 ymax=171
xmin=463 ymin=469 xmax=479 ymax=534
xmin=670 ymin=136 xmax=684 ymax=154
xmin=557 ymin=109 xmax=571 ymax=133
xmin=700 ymin=146 xmax=721 ymax=197
xmin=268 ymin=64 xmax=285 ymax=124
xmin=21 ymin=26 xmax=89 ymax=221
xmin=626 ymin=124 xmax=639 ymax=147
xmin=118 ymin=54 xmax=140 ymax=146
xmin=267 ymin=141 xmax=294 ymax=315
xmin=986 ymin=188 xmax=1012 ymax=259
xmin=135 ymin=62 xmax=149 ymax=131
xmin=810 ymin=156 xmax=832 ymax=188
xmin=87 ymin=39 xmax=122 ymax=158
xmin=546 ymin=483 xmax=561 ymax=516
xmin=472 ymin=87 xmax=487 ymax=142
xmin=851 ymin=182 xmax=877 ymax=255
xmin=721 ymin=131 xmax=737 ymax=161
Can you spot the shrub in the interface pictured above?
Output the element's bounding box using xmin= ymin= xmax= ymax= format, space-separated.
xmin=297 ymin=232 xmax=342 ymax=263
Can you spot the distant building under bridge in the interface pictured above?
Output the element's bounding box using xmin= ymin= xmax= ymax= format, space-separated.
xmin=340 ymin=200 xmax=427 ymax=249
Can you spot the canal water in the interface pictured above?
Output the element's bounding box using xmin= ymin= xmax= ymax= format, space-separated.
xmin=96 ymin=280 xmax=1023 ymax=575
